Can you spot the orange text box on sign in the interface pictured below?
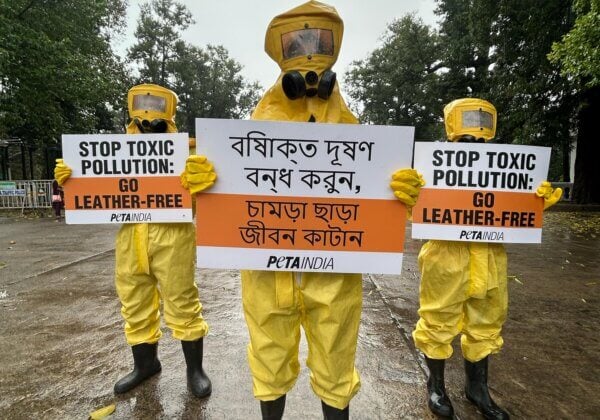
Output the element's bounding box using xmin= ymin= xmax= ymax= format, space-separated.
xmin=196 ymin=193 xmax=406 ymax=252
xmin=64 ymin=176 xmax=192 ymax=210
xmin=411 ymin=188 xmax=545 ymax=243
xmin=412 ymin=189 xmax=543 ymax=228
xmin=65 ymin=176 xmax=192 ymax=224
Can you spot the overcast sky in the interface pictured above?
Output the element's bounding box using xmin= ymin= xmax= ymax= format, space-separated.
xmin=114 ymin=0 xmax=439 ymax=89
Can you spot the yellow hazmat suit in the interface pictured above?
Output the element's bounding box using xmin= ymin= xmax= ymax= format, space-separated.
xmin=55 ymin=84 xmax=214 ymax=397
xmin=116 ymin=84 xmax=208 ymax=346
xmin=243 ymin=1 xmax=360 ymax=411
xmin=407 ymin=98 xmax=562 ymax=418
xmin=56 ymin=84 xmax=209 ymax=344
xmin=412 ymin=98 xmax=562 ymax=362
xmin=414 ymin=240 xmax=508 ymax=361
xmin=415 ymin=101 xmax=506 ymax=360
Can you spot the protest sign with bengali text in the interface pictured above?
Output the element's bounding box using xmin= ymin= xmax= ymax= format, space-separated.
xmin=194 ymin=118 xmax=414 ymax=274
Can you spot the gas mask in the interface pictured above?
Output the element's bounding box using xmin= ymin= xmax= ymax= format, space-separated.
xmin=127 ymin=84 xmax=178 ymax=134
xmin=444 ymin=98 xmax=497 ymax=142
xmin=133 ymin=117 xmax=168 ymax=134
xmin=282 ymin=69 xmax=336 ymax=100
xmin=278 ymin=26 xmax=337 ymax=100
xmin=264 ymin=2 xmax=344 ymax=102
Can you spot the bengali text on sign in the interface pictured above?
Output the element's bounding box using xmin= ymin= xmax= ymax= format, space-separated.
xmin=194 ymin=118 xmax=414 ymax=274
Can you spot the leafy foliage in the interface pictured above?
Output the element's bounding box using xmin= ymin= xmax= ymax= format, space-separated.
xmin=346 ymin=0 xmax=581 ymax=184
xmin=345 ymin=15 xmax=444 ymax=140
xmin=171 ymin=44 xmax=261 ymax=134
xmin=127 ymin=0 xmax=193 ymax=86
xmin=487 ymin=0 xmax=576 ymax=184
xmin=435 ymin=0 xmax=498 ymax=100
xmin=127 ymin=0 xmax=261 ymax=134
xmin=547 ymin=0 xmax=600 ymax=203
xmin=549 ymin=0 xmax=600 ymax=88
xmin=0 ymin=0 xmax=129 ymax=146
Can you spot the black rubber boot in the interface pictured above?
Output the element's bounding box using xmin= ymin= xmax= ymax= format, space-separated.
xmin=260 ymin=394 xmax=286 ymax=420
xmin=321 ymin=401 xmax=349 ymax=420
xmin=181 ymin=338 xmax=212 ymax=398
xmin=465 ymin=357 xmax=510 ymax=420
xmin=425 ymin=356 xmax=454 ymax=418
xmin=114 ymin=343 xmax=161 ymax=394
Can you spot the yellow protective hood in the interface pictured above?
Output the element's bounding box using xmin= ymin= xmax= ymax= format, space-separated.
xmin=126 ymin=84 xmax=178 ymax=134
xmin=265 ymin=0 xmax=343 ymax=73
xmin=444 ymin=98 xmax=497 ymax=142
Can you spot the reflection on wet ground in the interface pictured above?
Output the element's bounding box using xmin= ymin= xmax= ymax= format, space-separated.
xmin=0 ymin=211 xmax=598 ymax=418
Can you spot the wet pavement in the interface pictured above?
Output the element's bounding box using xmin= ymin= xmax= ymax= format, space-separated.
xmin=0 ymin=210 xmax=598 ymax=419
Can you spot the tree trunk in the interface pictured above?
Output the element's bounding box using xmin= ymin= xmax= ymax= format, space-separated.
xmin=573 ymin=86 xmax=600 ymax=204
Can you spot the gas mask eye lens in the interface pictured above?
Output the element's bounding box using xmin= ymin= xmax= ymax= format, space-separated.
xmin=281 ymin=28 xmax=334 ymax=60
xmin=305 ymin=71 xmax=318 ymax=85
xmin=462 ymin=109 xmax=493 ymax=129
xmin=132 ymin=94 xmax=167 ymax=112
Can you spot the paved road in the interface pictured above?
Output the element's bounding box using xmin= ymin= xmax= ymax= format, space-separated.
xmin=0 ymin=211 xmax=598 ymax=419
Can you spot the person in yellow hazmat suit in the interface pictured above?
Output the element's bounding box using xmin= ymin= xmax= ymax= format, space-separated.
xmin=390 ymin=98 xmax=563 ymax=420
xmin=55 ymin=84 xmax=216 ymax=398
xmin=242 ymin=2 xmax=421 ymax=419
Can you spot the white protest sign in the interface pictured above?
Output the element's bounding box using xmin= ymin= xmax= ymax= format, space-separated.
xmin=412 ymin=142 xmax=551 ymax=243
xmin=61 ymin=133 xmax=192 ymax=224
xmin=194 ymin=118 xmax=414 ymax=274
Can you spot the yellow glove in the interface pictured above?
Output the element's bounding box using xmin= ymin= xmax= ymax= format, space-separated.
xmin=390 ymin=168 xmax=425 ymax=208
xmin=535 ymin=181 xmax=563 ymax=210
xmin=54 ymin=159 xmax=72 ymax=187
xmin=180 ymin=155 xmax=217 ymax=194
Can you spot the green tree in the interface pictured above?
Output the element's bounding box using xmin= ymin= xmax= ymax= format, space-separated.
xmin=549 ymin=0 xmax=600 ymax=203
xmin=486 ymin=0 xmax=575 ymax=182
xmin=128 ymin=0 xmax=261 ymax=134
xmin=127 ymin=0 xmax=193 ymax=86
xmin=345 ymin=15 xmax=444 ymax=140
xmin=549 ymin=0 xmax=600 ymax=88
xmin=172 ymin=43 xmax=261 ymax=134
xmin=0 ymin=0 xmax=129 ymax=178
xmin=431 ymin=0 xmax=577 ymax=183
xmin=435 ymin=0 xmax=498 ymax=100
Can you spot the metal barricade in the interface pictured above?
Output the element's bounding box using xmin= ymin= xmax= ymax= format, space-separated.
xmin=0 ymin=180 xmax=54 ymax=210
xmin=0 ymin=180 xmax=576 ymax=210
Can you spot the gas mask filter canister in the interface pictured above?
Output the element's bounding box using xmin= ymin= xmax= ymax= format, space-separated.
xmin=282 ymin=70 xmax=336 ymax=100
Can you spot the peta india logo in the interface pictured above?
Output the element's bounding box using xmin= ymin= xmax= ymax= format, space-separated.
xmin=266 ymin=255 xmax=334 ymax=270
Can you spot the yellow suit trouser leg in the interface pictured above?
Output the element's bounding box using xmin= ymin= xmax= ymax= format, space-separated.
xmin=241 ymin=271 xmax=362 ymax=409
xmin=461 ymin=246 xmax=508 ymax=362
xmin=302 ymin=273 xmax=362 ymax=410
xmin=148 ymin=223 xmax=209 ymax=342
xmin=414 ymin=241 xmax=509 ymax=361
xmin=241 ymin=270 xmax=302 ymax=400
xmin=115 ymin=224 xmax=208 ymax=345
xmin=413 ymin=241 xmax=470 ymax=360
xmin=116 ymin=225 xmax=162 ymax=345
